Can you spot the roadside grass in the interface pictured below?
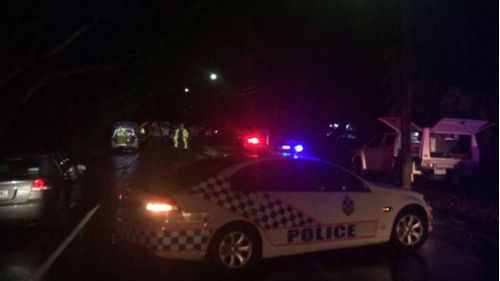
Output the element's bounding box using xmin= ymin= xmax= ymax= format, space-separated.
xmin=413 ymin=172 xmax=498 ymax=238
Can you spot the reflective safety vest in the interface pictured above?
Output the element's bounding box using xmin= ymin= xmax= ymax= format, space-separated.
xmin=173 ymin=128 xmax=189 ymax=149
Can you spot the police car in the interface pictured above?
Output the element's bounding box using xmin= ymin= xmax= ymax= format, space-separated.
xmin=115 ymin=156 xmax=432 ymax=272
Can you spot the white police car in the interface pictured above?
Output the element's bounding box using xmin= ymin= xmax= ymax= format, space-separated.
xmin=115 ymin=156 xmax=432 ymax=272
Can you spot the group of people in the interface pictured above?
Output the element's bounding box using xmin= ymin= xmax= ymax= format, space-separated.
xmin=143 ymin=122 xmax=190 ymax=154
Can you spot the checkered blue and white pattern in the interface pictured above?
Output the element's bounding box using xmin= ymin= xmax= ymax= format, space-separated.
xmin=116 ymin=223 xmax=210 ymax=252
xmin=191 ymin=175 xmax=316 ymax=229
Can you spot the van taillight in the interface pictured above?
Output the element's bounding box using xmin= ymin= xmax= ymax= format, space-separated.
xmin=32 ymin=178 xmax=50 ymax=190
xmin=422 ymin=161 xmax=433 ymax=168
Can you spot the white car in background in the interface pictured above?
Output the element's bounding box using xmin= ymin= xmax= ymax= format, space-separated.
xmin=111 ymin=122 xmax=140 ymax=152
xmin=115 ymin=156 xmax=432 ymax=272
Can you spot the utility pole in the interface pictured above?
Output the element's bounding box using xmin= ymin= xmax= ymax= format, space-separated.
xmin=401 ymin=0 xmax=414 ymax=190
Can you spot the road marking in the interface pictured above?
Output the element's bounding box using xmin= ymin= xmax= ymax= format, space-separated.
xmin=28 ymin=205 xmax=100 ymax=281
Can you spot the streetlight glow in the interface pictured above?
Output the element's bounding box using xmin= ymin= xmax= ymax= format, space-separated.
xmin=184 ymin=87 xmax=189 ymax=93
xmin=210 ymin=73 xmax=218 ymax=80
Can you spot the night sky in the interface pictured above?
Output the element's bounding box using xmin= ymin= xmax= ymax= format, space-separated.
xmin=0 ymin=0 xmax=497 ymax=148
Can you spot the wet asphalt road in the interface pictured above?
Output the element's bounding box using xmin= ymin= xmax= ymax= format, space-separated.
xmin=0 ymin=150 xmax=498 ymax=281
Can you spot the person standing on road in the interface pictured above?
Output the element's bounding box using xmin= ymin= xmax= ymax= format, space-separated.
xmin=173 ymin=123 xmax=190 ymax=158
xmin=161 ymin=122 xmax=171 ymax=148
xmin=149 ymin=122 xmax=162 ymax=149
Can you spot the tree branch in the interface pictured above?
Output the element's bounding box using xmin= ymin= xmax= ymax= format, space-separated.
xmin=0 ymin=16 xmax=96 ymax=89
xmin=0 ymin=47 xmax=38 ymax=89
xmin=21 ymin=57 xmax=142 ymax=105
xmin=39 ymin=16 xmax=97 ymax=59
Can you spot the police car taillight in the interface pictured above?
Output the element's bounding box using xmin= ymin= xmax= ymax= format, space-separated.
xmin=145 ymin=198 xmax=179 ymax=213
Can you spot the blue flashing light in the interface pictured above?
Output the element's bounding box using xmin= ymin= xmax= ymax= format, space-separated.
xmin=281 ymin=145 xmax=291 ymax=150
xmin=294 ymin=144 xmax=304 ymax=153
xmin=281 ymin=152 xmax=301 ymax=159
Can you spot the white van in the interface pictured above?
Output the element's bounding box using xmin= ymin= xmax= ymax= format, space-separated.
xmin=111 ymin=122 xmax=140 ymax=152
xmin=419 ymin=118 xmax=491 ymax=179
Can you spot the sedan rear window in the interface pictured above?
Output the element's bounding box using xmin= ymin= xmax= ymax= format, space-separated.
xmin=0 ymin=157 xmax=59 ymax=178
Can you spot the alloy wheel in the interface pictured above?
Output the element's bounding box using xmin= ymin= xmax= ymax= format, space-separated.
xmin=395 ymin=214 xmax=424 ymax=246
xmin=218 ymin=231 xmax=253 ymax=269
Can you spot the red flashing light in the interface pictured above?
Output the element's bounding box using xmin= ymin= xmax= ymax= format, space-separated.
xmin=247 ymin=137 xmax=260 ymax=145
xmin=32 ymin=178 xmax=49 ymax=190
xmin=243 ymin=131 xmax=266 ymax=151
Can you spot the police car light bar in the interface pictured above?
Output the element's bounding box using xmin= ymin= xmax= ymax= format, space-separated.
xmin=247 ymin=137 xmax=260 ymax=145
xmin=281 ymin=145 xmax=291 ymax=150
xmin=294 ymin=144 xmax=304 ymax=153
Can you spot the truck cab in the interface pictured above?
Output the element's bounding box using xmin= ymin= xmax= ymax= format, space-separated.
xmin=352 ymin=117 xmax=421 ymax=179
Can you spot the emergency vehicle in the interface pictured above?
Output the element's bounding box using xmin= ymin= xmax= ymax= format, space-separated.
xmin=115 ymin=155 xmax=432 ymax=272
xmin=111 ymin=122 xmax=140 ymax=152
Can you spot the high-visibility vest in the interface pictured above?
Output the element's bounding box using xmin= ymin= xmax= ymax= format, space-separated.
xmin=173 ymin=128 xmax=189 ymax=149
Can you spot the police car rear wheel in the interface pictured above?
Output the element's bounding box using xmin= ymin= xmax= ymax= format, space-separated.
xmin=392 ymin=211 xmax=427 ymax=250
xmin=218 ymin=231 xmax=253 ymax=268
xmin=209 ymin=225 xmax=260 ymax=272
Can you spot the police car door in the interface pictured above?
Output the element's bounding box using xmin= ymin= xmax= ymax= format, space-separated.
xmin=230 ymin=159 xmax=319 ymax=251
xmin=304 ymin=160 xmax=381 ymax=249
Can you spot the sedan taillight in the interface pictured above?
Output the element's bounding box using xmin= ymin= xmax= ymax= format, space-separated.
xmin=32 ymin=178 xmax=50 ymax=190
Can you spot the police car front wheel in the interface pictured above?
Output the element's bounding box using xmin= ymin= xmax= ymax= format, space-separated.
xmin=392 ymin=210 xmax=428 ymax=250
xmin=209 ymin=225 xmax=261 ymax=271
